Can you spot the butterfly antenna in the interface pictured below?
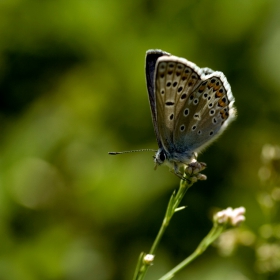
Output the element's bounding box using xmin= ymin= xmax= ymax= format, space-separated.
xmin=108 ymin=149 xmax=157 ymax=155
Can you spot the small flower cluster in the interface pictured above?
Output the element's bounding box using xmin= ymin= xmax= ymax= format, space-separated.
xmin=185 ymin=160 xmax=207 ymax=182
xmin=215 ymin=207 xmax=246 ymax=227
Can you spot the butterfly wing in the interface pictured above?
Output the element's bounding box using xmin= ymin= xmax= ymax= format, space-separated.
xmin=174 ymin=70 xmax=235 ymax=154
xmin=145 ymin=50 xmax=170 ymax=148
xmin=154 ymin=55 xmax=236 ymax=158
xmin=154 ymin=55 xmax=204 ymax=153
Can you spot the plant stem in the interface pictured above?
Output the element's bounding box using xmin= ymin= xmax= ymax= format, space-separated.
xmin=158 ymin=223 xmax=225 ymax=280
xmin=133 ymin=174 xmax=195 ymax=280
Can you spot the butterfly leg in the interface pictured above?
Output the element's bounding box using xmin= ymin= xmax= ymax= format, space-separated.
xmin=170 ymin=163 xmax=187 ymax=180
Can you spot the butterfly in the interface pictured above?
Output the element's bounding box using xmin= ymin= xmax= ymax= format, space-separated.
xmin=145 ymin=49 xmax=236 ymax=176
xmin=109 ymin=50 xmax=236 ymax=178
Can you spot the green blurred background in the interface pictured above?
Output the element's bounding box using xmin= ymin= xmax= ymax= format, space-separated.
xmin=1 ymin=0 xmax=280 ymax=279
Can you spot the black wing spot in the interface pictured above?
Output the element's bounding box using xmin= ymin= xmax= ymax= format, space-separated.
xmin=173 ymin=82 xmax=178 ymax=87
xmin=170 ymin=114 xmax=174 ymax=120
xmin=193 ymin=98 xmax=199 ymax=105
xmin=181 ymin=93 xmax=187 ymax=100
xmin=192 ymin=125 xmax=197 ymax=131
xmin=219 ymin=88 xmax=224 ymax=93
xmin=197 ymin=130 xmax=202 ymax=135
xmin=178 ymin=86 xmax=183 ymax=93
xmin=208 ymin=102 xmax=213 ymax=108
xmin=161 ymin=90 xmax=165 ymax=94
xmin=180 ymin=125 xmax=185 ymax=131
xmin=210 ymin=131 xmax=214 ymax=136
xmin=165 ymin=102 xmax=174 ymax=106
xmin=211 ymin=79 xmax=215 ymax=83
xmin=213 ymin=117 xmax=217 ymax=124
xmin=184 ymin=108 xmax=189 ymax=116
xmin=210 ymin=109 xmax=215 ymax=115
xmin=166 ymin=82 xmax=171 ymax=87
xmin=203 ymin=93 xmax=208 ymax=98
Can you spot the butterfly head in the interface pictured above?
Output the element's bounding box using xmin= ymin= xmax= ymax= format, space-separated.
xmin=153 ymin=148 xmax=167 ymax=168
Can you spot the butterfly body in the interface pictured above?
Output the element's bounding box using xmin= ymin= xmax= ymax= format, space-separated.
xmin=146 ymin=50 xmax=236 ymax=175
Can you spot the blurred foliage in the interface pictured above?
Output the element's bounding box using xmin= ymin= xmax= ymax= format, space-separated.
xmin=0 ymin=0 xmax=280 ymax=279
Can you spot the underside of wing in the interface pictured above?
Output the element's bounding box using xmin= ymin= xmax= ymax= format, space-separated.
xmin=146 ymin=50 xmax=236 ymax=160
xmin=154 ymin=56 xmax=204 ymax=152
xmin=173 ymin=72 xmax=236 ymax=153
xmin=145 ymin=50 xmax=170 ymax=147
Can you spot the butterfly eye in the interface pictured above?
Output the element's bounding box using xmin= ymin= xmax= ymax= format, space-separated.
xmin=159 ymin=151 xmax=166 ymax=162
xmin=155 ymin=149 xmax=167 ymax=165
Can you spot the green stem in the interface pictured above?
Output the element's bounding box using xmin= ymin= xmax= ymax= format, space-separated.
xmin=150 ymin=175 xmax=193 ymax=254
xmin=132 ymin=253 xmax=146 ymax=280
xmin=158 ymin=224 xmax=225 ymax=280
xmin=133 ymin=174 xmax=195 ymax=280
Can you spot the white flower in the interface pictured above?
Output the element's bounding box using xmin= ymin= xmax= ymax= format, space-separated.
xmin=215 ymin=207 xmax=246 ymax=227
xmin=143 ymin=254 xmax=155 ymax=265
